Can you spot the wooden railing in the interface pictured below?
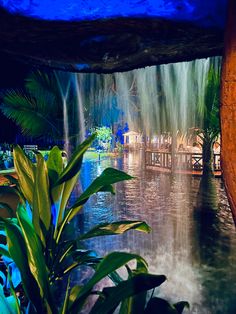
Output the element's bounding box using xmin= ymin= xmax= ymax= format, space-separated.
xmin=145 ymin=150 xmax=221 ymax=172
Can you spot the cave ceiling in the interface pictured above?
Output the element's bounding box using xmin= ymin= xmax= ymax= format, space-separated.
xmin=0 ymin=1 xmax=227 ymax=73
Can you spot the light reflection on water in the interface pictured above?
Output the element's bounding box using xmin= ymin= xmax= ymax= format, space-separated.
xmin=75 ymin=151 xmax=236 ymax=314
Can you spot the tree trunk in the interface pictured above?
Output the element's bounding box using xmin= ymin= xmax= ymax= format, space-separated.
xmin=202 ymin=139 xmax=214 ymax=177
xmin=220 ymin=0 xmax=236 ymax=223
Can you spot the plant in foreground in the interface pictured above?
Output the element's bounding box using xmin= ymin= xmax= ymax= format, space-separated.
xmin=0 ymin=134 xmax=189 ymax=313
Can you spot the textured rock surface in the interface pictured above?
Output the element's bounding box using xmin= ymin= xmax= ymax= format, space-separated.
xmin=220 ymin=0 xmax=236 ymax=222
xmin=0 ymin=8 xmax=224 ymax=73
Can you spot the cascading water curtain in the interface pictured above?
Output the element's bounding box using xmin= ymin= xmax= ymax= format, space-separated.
xmin=74 ymin=56 xmax=221 ymax=145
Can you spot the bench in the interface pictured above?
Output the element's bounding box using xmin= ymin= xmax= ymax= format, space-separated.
xmin=23 ymin=145 xmax=38 ymax=152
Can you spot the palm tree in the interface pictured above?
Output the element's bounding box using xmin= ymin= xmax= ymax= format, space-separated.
xmin=195 ymin=62 xmax=221 ymax=211
xmin=196 ymin=62 xmax=221 ymax=176
xmin=0 ymin=70 xmax=80 ymax=146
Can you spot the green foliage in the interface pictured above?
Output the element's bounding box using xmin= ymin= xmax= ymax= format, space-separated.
xmin=0 ymin=152 xmax=14 ymax=170
xmin=0 ymin=87 xmax=61 ymax=138
xmin=96 ymin=126 xmax=112 ymax=142
xmin=194 ymin=62 xmax=221 ymax=174
xmin=91 ymin=126 xmax=113 ymax=151
xmin=202 ymin=65 xmax=220 ymax=133
xmin=144 ymin=297 xmax=189 ymax=314
xmin=196 ymin=63 xmax=221 ymax=141
xmin=0 ymin=275 xmax=20 ymax=314
xmin=0 ymin=71 xmax=79 ymax=140
xmin=0 ymin=134 xmax=188 ymax=313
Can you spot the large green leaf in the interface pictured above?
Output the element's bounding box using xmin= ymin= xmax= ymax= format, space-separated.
xmin=60 ymin=277 xmax=71 ymax=314
xmin=68 ymin=285 xmax=82 ymax=309
xmin=72 ymin=168 xmax=133 ymax=210
xmin=1 ymin=218 xmax=43 ymax=312
xmin=60 ymin=168 xmax=134 ymax=233
xmin=0 ymin=244 xmax=11 ymax=258
xmin=32 ymin=153 xmax=51 ymax=245
xmin=90 ymin=274 xmax=167 ymax=314
xmin=144 ymin=297 xmax=178 ymax=314
xmin=0 ymin=284 xmax=17 ymax=314
xmin=55 ymin=134 xmax=96 ymax=186
xmin=47 ymin=146 xmax=64 ymax=183
xmin=173 ymin=301 xmax=190 ymax=314
xmin=69 ymin=252 xmax=148 ymax=311
xmin=55 ymin=204 xmax=83 ymax=244
xmin=16 ymin=205 xmax=52 ymax=310
xmin=13 ymin=145 xmax=35 ymax=205
xmin=0 ymin=218 xmax=18 ymax=231
xmin=119 ymin=260 xmax=148 ymax=314
xmin=53 ymin=174 xmax=79 ymax=240
xmin=79 ymin=221 xmax=151 ymax=240
xmin=55 ymin=250 xmax=99 ymax=279
xmin=7 ymin=272 xmax=21 ymax=314
xmin=47 ymin=146 xmax=65 ymax=230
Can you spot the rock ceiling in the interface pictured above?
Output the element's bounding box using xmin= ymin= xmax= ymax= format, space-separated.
xmin=0 ymin=1 xmax=227 ymax=73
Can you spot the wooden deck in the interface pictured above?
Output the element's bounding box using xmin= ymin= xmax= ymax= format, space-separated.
xmin=145 ymin=150 xmax=221 ymax=177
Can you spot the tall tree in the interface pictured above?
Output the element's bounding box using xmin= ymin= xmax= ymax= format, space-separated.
xmin=196 ymin=62 xmax=221 ymax=176
xmin=196 ymin=62 xmax=221 ymax=211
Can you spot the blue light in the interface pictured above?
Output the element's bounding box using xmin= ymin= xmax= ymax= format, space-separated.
xmin=0 ymin=0 xmax=226 ymax=28
xmin=75 ymin=63 xmax=90 ymax=71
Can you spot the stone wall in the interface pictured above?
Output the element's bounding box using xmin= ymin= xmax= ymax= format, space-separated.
xmin=220 ymin=0 xmax=236 ymax=222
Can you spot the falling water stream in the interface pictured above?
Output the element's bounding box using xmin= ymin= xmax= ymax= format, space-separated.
xmin=55 ymin=72 xmax=70 ymax=153
xmin=74 ymin=57 xmax=221 ymax=139
xmin=73 ymin=74 xmax=86 ymax=143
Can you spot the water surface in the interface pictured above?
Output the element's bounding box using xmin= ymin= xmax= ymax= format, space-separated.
xmin=76 ymin=151 xmax=236 ymax=314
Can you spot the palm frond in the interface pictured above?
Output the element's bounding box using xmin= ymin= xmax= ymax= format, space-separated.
xmin=1 ymin=90 xmax=60 ymax=137
xmin=196 ymin=61 xmax=220 ymax=134
xmin=25 ymin=71 xmax=62 ymax=114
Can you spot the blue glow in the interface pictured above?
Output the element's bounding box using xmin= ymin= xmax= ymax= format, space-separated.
xmin=75 ymin=64 xmax=90 ymax=71
xmin=0 ymin=0 xmax=226 ymax=28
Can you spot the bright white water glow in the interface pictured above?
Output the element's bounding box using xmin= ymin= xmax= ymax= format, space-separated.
xmin=73 ymin=74 xmax=86 ymax=144
xmin=55 ymin=73 xmax=70 ymax=153
xmin=75 ymin=57 xmax=221 ymax=142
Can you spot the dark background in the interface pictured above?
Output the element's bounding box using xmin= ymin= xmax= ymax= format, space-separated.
xmin=0 ymin=52 xmax=32 ymax=142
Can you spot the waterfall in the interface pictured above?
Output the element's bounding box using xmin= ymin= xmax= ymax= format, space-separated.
xmin=62 ymin=97 xmax=69 ymax=153
xmin=74 ymin=74 xmax=86 ymax=144
xmin=55 ymin=72 xmax=70 ymax=153
xmin=75 ymin=57 xmax=220 ymax=142
xmin=56 ymin=56 xmax=220 ymax=155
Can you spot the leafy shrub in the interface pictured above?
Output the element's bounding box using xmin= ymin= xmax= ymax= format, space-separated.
xmin=0 ymin=134 xmax=189 ymax=313
xmin=0 ymin=152 xmax=14 ymax=170
xmin=90 ymin=127 xmax=113 ymax=151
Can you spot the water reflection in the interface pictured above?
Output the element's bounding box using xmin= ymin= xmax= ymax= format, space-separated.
xmin=76 ymin=151 xmax=236 ymax=314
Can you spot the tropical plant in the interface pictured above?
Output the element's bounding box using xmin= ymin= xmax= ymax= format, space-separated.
xmin=91 ymin=126 xmax=113 ymax=151
xmin=0 ymin=151 xmax=14 ymax=170
xmin=196 ymin=62 xmax=221 ymax=176
xmin=0 ymin=134 xmax=189 ymax=313
xmin=0 ymin=71 xmax=82 ymax=145
xmin=0 ymin=270 xmax=21 ymax=314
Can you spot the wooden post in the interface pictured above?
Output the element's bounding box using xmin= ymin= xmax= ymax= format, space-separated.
xmin=220 ymin=0 xmax=236 ymax=223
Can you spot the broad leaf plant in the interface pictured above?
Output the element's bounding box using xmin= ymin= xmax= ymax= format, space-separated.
xmin=0 ymin=134 xmax=189 ymax=313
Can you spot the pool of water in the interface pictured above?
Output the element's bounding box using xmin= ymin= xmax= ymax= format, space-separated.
xmin=75 ymin=151 xmax=236 ymax=314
